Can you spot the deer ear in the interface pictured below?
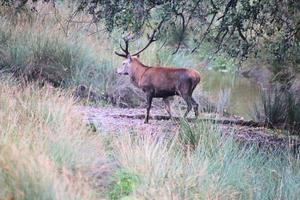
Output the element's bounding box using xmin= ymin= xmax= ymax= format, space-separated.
xmin=136 ymin=54 xmax=140 ymax=58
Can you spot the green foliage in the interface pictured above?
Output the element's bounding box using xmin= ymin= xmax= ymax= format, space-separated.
xmin=108 ymin=170 xmax=139 ymax=200
xmin=73 ymin=0 xmax=300 ymax=70
xmin=208 ymin=54 xmax=236 ymax=72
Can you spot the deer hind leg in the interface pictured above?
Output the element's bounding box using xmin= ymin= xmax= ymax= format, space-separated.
xmin=178 ymin=81 xmax=194 ymax=118
xmin=163 ymin=97 xmax=172 ymax=118
xmin=145 ymin=92 xmax=153 ymax=123
xmin=182 ymin=95 xmax=193 ymax=118
xmin=191 ymin=97 xmax=199 ymax=117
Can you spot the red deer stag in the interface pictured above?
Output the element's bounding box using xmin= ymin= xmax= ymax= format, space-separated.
xmin=115 ymin=32 xmax=201 ymax=123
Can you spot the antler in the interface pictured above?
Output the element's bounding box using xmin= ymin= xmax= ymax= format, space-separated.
xmin=131 ymin=18 xmax=165 ymax=56
xmin=115 ymin=18 xmax=166 ymax=58
xmin=114 ymin=34 xmax=132 ymax=58
xmin=131 ymin=30 xmax=157 ymax=56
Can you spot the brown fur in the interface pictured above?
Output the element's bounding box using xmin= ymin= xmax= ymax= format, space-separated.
xmin=127 ymin=58 xmax=201 ymax=123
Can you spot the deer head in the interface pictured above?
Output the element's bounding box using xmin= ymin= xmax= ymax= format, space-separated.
xmin=115 ymin=31 xmax=157 ymax=75
xmin=117 ymin=55 xmax=132 ymax=75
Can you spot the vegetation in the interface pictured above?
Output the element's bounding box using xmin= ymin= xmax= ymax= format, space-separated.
xmin=0 ymin=8 xmax=116 ymax=94
xmin=110 ymin=121 xmax=300 ymax=199
xmin=0 ymin=77 xmax=104 ymax=199
xmin=252 ymin=87 xmax=300 ymax=134
xmin=108 ymin=170 xmax=139 ymax=200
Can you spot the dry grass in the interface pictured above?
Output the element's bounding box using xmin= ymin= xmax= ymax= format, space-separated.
xmin=109 ymin=121 xmax=300 ymax=200
xmin=0 ymin=77 xmax=106 ymax=200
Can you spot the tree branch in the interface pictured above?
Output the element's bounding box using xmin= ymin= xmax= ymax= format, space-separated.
xmin=191 ymin=12 xmax=217 ymax=53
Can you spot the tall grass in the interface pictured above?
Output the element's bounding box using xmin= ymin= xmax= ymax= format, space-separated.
xmin=0 ymin=5 xmax=117 ymax=95
xmin=252 ymin=87 xmax=300 ymax=134
xmin=0 ymin=77 xmax=106 ymax=199
xmin=110 ymin=120 xmax=300 ymax=199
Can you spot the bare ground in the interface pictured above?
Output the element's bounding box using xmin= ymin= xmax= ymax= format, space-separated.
xmin=75 ymin=106 xmax=300 ymax=153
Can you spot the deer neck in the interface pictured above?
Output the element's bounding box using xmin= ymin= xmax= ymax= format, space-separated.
xmin=129 ymin=60 xmax=149 ymax=87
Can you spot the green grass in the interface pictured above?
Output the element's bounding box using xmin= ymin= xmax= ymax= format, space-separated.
xmin=252 ymin=87 xmax=300 ymax=134
xmin=108 ymin=170 xmax=139 ymax=200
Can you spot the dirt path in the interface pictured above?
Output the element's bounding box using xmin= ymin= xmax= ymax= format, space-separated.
xmin=76 ymin=106 xmax=180 ymax=136
xmin=75 ymin=106 xmax=300 ymax=153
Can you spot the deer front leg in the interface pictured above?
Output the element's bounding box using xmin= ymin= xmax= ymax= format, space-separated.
xmin=145 ymin=92 xmax=153 ymax=123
